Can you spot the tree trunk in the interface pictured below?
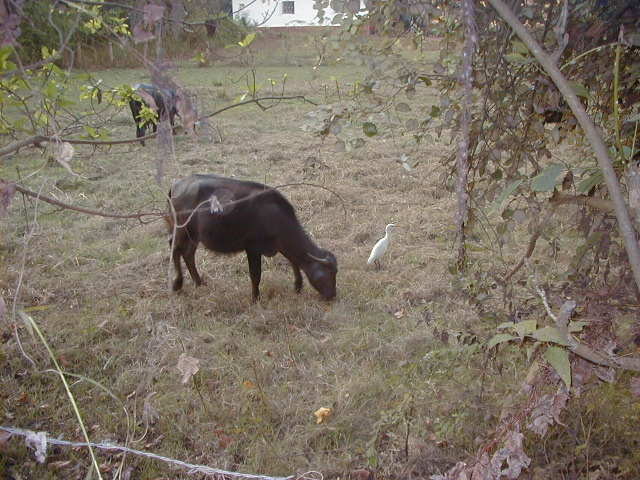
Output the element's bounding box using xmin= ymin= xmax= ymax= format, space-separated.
xmin=455 ymin=0 xmax=477 ymax=271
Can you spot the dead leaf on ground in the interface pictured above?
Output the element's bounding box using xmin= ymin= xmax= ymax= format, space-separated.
xmin=177 ymin=354 xmax=200 ymax=384
xmin=242 ymin=380 xmax=256 ymax=389
xmin=314 ymin=407 xmax=333 ymax=424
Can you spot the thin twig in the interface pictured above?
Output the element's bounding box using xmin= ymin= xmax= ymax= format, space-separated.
xmin=203 ymin=95 xmax=317 ymax=120
xmin=535 ymin=286 xmax=557 ymax=321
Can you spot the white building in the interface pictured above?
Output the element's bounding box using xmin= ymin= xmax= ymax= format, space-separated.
xmin=232 ymin=0 xmax=360 ymax=27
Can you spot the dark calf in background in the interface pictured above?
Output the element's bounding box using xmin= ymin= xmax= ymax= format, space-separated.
xmin=129 ymin=83 xmax=178 ymax=145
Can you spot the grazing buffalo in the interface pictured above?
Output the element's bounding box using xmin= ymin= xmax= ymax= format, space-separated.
xmin=166 ymin=174 xmax=338 ymax=301
xmin=129 ymin=83 xmax=178 ymax=145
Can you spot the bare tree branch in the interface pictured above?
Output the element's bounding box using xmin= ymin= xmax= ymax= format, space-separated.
xmin=549 ymin=191 xmax=615 ymax=213
xmin=203 ymin=95 xmax=318 ymax=120
xmin=455 ymin=0 xmax=477 ymax=270
xmin=13 ymin=183 xmax=159 ymax=222
xmin=0 ymin=56 xmax=60 ymax=79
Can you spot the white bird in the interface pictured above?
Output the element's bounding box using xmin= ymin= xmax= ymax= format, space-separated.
xmin=367 ymin=223 xmax=397 ymax=270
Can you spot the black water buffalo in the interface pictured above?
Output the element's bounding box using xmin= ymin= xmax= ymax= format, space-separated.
xmin=166 ymin=174 xmax=338 ymax=301
xmin=129 ymin=83 xmax=178 ymax=145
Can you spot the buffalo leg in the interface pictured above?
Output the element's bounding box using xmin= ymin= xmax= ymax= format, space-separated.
xmin=171 ymin=242 xmax=184 ymax=291
xmin=246 ymin=250 xmax=262 ymax=301
xmin=130 ymin=100 xmax=146 ymax=146
xmin=290 ymin=261 xmax=303 ymax=293
xmin=137 ymin=124 xmax=146 ymax=146
xmin=182 ymin=240 xmax=203 ymax=287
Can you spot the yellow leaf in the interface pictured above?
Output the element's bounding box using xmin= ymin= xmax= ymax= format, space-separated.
xmin=314 ymin=407 xmax=333 ymax=424
xmin=243 ymin=380 xmax=256 ymax=389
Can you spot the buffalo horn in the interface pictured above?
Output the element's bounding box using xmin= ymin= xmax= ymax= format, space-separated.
xmin=307 ymin=252 xmax=331 ymax=264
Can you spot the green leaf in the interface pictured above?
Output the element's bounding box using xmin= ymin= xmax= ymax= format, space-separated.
xmin=362 ymin=122 xmax=378 ymax=137
xmin=417 ymin=75 xmax=432 ymax=86
xmin=43 ymin=81 xmax=57 ymax=99
xmin=568 ymin=320 xmax=589 ymax=333
xmin=0 ymin=45 xmax=15 ymax=71
xmin=490 ymin=179 xmax=522 ymax=213
xmin=569 ymin=81 xmax=590 ymax=99
xmin=487 ymin=333 xmax=517 ymax=349
xmin=577 ymin=170 xmax=602 ymax=193
xmin=530 ymin=326 xmax=570 ymax=346
xmin=514 ymin=319 xmax=537 ymax=338
xmin=544 ymin=346 xmax=571 ymax=388
xmin=531 ymin=163 xmax=564 ymax=192
xmin=0 ymin=45 xmax=12 ymax=63
xmin=496 ymin=321 xmax=515 ymax=330
xmin=83 ymin=125 xmax=101 ymax=138
xmin=238 ymin=32 xmax=256 ymax=48
xmin=430 ymin=105 xmax=441 ymax=118
xmin=512 ymin=40 xmax=529 ymax=54
xmin=505 ymin=53 xmax=533 ymax=65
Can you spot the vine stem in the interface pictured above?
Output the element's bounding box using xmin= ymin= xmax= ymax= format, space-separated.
xmin=487 ymin=0 xmax=640 ymax=294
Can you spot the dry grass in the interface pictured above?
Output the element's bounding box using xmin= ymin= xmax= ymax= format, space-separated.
xmin=2 ymin=35 xmax=637 ymax=479
xmin=0 ymin=46 xmax=480 ymax=477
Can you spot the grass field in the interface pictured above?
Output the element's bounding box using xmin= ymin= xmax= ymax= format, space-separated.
xmin=2 ymin=32 xmax=638 ymax=479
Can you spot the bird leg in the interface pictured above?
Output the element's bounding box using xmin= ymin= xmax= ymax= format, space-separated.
xmin=375 ymin=259 xmax=381 ymax=270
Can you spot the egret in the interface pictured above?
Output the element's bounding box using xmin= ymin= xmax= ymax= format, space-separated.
xmin=367 ymin=223 xmax=397 ymax=270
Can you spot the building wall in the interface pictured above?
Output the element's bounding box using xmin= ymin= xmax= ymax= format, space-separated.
xmin=232 ymin=0 xmax=343 ymax=27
